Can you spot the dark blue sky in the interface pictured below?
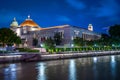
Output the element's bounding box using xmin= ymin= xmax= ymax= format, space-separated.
xmin=0 ymin=0 xmax=120 ymax=33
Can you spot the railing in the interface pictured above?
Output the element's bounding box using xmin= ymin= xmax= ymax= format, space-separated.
xmin=0 ymin=47 xmax=6 ymax=51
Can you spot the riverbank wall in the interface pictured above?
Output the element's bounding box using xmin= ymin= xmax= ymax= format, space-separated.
xmin=0 ymin=51 xmax=120 ymax=63
xmin=40 ymin=51 xmax=120 ymax=60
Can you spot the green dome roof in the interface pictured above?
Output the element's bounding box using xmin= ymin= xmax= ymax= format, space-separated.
xmin=10 ymin=17 xmax=19 ymax=28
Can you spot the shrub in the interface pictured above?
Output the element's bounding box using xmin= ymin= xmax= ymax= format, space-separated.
xmin=0 ymin=51 xmax=8 ymax=53
xmin=28 ymin=49 xmax=39 ymax=52
xmin=16 ymin=48 xmax=39 ymax=52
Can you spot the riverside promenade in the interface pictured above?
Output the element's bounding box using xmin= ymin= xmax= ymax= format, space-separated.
xmin=0 ymin=50 xmax=120 ymax=63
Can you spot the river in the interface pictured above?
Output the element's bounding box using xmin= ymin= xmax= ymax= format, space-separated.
xmin=0 ymin=55 xmax=120 ymax=80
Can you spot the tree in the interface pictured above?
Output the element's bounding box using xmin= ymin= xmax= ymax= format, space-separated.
xmin=99 ymin=33 xmax=111 ymax=46
xmin=73 ymin=37 xmax=84 ymax=47
xmin=44 ymin=37 xmax=55 ymax=48
xmin=101 ymin=33 xmax=110 ymax=40
xmin=0 ymin=28 xmax=21 ymax=47
xmin=108 ymin=24 xmax=120 ymax=46
xmin=109 ymin=24 xmax=120 ymax=38
xmin=54 ymin=32 xmax=62 ymax=45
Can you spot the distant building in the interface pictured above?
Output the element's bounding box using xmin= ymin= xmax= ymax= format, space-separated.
xmin=10 ymin=15 xmax=101 ymax=48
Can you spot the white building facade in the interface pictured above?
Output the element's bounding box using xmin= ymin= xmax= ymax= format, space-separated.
xmin=10 ymin=16 xmax=101 ymax=48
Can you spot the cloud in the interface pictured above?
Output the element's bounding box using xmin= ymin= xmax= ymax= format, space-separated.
xmin=65 ymin=0 xmax=86 ymax=10
xmin=56 ymin=15 xmax=71 ymax=22
xmin=95 ymin=0 xmax=119 ymax=17
xmin=83 ymin=0 xmax=120 ymax=24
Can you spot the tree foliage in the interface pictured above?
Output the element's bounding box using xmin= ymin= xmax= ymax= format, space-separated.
xmin=44 ymin=37 xmax=55 ymax=48
xmin=0 ymin=28 xmax=21 ymax=46
xmin=101 ymin=33 xmax=110 ymax=40
xmin=73 ymin=37 xmax=84 ymax=46
xmin=109 ymin=24 xmax=120 ymax=38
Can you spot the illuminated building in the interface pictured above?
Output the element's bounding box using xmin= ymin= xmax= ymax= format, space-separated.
xmin=10 ymin=17 xmax=21 ymax=36
xmin=10 ymin=15 xmax=101 ymax=48
xmin=88 ymin=24 xmax=93 ymax=31
xmin=20 ymin=15 xmax=41 ymax=32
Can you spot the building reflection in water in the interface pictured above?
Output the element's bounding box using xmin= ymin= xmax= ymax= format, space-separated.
xmin=111 ymin=55 xmax=116 ymax=78
xmin=69 ymin=59 xmax=76 ymax=80
xmin=36 ymin=62 xmax=46 ymax=80
xmin=4 ymin=64 xmax=17 ymax=80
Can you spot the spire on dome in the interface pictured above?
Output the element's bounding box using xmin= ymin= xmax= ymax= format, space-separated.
xmin=26 ymin=15 xmax=32 ymax=20
xmin=20 ymin=15 xmax=40 ymax=29
xmin=10 ymin=17 xmax=19 ymax=28
xmin=13 ymin=17 xmax=16 ymax=21
xmin=28 ymin=15 xmax=30 ymax=19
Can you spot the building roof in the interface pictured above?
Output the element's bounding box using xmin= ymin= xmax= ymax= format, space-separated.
xmin=41 ymin=24 xmax=69 ymax=30
xmin=10 ymin=17 xmax=19 ymax=28
xmin=20 ymin=15 xmax=40 ymax=28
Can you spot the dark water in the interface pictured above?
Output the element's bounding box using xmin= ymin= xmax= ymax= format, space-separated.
xmin=1 ymin=55 xmax=120 ymax=80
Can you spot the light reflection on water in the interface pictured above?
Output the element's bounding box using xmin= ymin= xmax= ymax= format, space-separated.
xmin=4 ymin=64 xmax=17 ymax=80
xmin=69 ymin=60 xmax=76 ymax=80
xmin=93 ymin=57 xmax=98 ymax=80
xmin=111 ymin=55 xmax=116 ymax=79
xmin=36 ymin=62 xmax=46 ymax=80
xmin=93 ymin=57 xmax=97 ymax=63
xmin=0 ymin=55 xmax=120 ymax=80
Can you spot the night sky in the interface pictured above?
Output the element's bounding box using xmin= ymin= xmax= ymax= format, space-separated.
xmin=0 ymin=0 xmax=120 ymax=33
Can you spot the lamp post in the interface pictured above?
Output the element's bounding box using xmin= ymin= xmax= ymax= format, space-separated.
xmin=112 ymin=44 xmax=115 ymax=50
xmin=40 ymin=44 xmax=44 ymax=47
xmin=71 ymin=44 xmax=74 ymax=53
xmin=40 ymin=43 xmax=44 ymax=53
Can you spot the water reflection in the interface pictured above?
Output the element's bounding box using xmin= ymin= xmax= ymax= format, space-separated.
xmin=1 ymin=55 xmax=120 ymax=80
xmin=93 ymin=57 xmax=98 ymax=80
xmin=111 ymin=56 xmax=116 ymax=79
xmin=93 ymin=57 xmax=97 ymax=63
xmin=69 ymin=60 xmax=76 ymax=80
xmin=36 ymin=62 xmax=46 ymax=80
xmin=4 ymin=64 xmax=17 ymax=80
xmin=111 ymin=56 xmax=115 ymax=63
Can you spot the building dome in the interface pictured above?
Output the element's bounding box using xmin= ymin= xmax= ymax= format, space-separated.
xmin=20 ymin=15 xmax=40 ymax=28
xmin=10 ymin=17 xmax=19 ymax=28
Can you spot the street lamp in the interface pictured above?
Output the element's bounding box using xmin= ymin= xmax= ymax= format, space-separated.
xmin=112 ymin=44 xmax=115 ymax=47
xmin=94 ymin=44 xmax=97 ymax=47
xmin=40 ymin=43 xmax=44 ymax=53
xmin=112 ymin=44 xmax=115 ymax=50
xmin=71 ymin=44 xmax=74 ymax=47
xmin=71 ymin=44 xmax=74 ymax=52
xmin=40 ymin=44 xmax=44 ymax=47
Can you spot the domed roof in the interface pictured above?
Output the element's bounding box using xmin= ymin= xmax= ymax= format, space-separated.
xmin=10 ymin=17 xmax=19 ymax=28
xmin=20 ymin=15 xmax=40 ymax=28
